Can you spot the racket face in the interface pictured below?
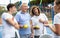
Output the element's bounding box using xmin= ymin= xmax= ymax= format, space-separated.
xmin=40 ymin=34 xmax=52 ymax=38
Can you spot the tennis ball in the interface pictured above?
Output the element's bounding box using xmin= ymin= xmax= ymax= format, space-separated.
xmin=23 ymin=24 xmax=28 ymax=29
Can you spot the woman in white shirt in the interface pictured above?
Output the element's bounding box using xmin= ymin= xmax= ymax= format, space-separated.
xmin=44 ymin=0 xmax=60 ymax=38
xmin=30 ymin=6 xmax=48 ymax=38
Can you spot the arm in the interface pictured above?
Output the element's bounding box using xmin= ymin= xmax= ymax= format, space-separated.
xmin=39 ymin=13 xmax=48 ymax=23
xmin=15 ymin=13 xmax=23 ymax=28
xmin=30 ymin=20 xmax=34 ymax=34
xmin=39 ymin=19 xmax=44 ymax=23
xmin=6 ymin=18 xmax=20 ymax=29
xmin=48 ymin=24 xmax=56 ymax=34
xmin=17 ymin=22 xmax=23 ymax=28
xmin=30 ymin=20 xmax=34 ymax=38
xmin=44 ymin=24 xmax=60 ymax=35
xmin=54 ymin=24 xmax=60 ymax=35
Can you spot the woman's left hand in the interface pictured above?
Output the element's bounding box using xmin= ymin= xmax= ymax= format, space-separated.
xmin=30 ymin=33 xmax=34 ymax=38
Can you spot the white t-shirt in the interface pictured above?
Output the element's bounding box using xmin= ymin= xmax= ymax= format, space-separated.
xmin=31 ymin=13 xmax=48 ymax=36
xmin=2 ymin=12 xmax=17 ymax=38
xmin=53 ymin=13 xmax=60 ymax=38
xmin=54 ymin=13 xmax=60 ymax=24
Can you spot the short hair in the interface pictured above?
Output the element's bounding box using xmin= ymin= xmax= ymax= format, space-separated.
xmin=30 ymin=6 xmax=40 ymax=16
xmin=7 ymin=3 xmax=15 ymax=11
xmin=20 ymin=3 xmax=28 ymax=9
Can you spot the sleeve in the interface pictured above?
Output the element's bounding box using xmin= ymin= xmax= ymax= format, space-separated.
xmin=43 ymin=14 xmax=48 ymax=21
xmin=15 ymin=13 xmax=20 ymax=23
xmin=54 ymin=15 xmax=60 ymax=24
xmin=31 ymin=18 xmax=35 ymax=25
xmin=39 ymin=14 xmax=48 ymax=21
xmin=3 ymin=13 xmax=12 ymax=20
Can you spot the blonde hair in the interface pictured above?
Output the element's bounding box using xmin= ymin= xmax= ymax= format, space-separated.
xmin=30 ymin=6 xmax=41 ymax=16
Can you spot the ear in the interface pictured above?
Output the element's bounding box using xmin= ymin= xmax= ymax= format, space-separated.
xmin=9 ymin=8 xmax=12 ymax=11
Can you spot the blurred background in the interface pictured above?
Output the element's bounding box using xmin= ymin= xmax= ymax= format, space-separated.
xmin=0 ymin=0 xmax=55 ymax=38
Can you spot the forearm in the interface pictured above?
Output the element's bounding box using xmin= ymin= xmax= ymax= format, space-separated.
xmin=18 ymin=23 xmax=23 ymax=28
xmin=31 ymin=25 xmax=34 ymax=34
xmin=39 ymin=19 xmax=44 ymax=23
xmin=30 ymin=20 xmax=34 ymax=34
xmin=6 ymin=19 xmax=20 ymax=29
xmin=49 ymin=25 xmax=56 ymax=33
xmin=14 ymin=23 xmax=20 ymax=29
xmin=8 ymin=21 xmax=20 ymax=29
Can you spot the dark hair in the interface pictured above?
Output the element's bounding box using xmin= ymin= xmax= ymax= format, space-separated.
xmin=56 ymin=0 xmax=60 ymax=5
xmin=30 ymin=6 xmax=40 ymax=16
xmin=7 ymin=4 xmax=15 ymax=11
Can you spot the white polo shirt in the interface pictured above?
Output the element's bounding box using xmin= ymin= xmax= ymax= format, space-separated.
xmin=53 ymin=13 xmax=60 ymax=38
xmin=31 ymin=13 xmax=48 ymax=36
xmin=2 ymin=12 xmax=17 ymax=38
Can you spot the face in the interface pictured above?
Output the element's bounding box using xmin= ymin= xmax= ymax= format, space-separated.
xmin=33 ymin=8 xmax=39 ymax=15
xmin=54 ymin=5 xmax=57 ymax=12
xmin=54 ymin=4 xmax=60 ymax=13
xmin=21 ymin=4 xmax=28 ymax=12
xmin=10 ymin=6 xmax=17 ymax=13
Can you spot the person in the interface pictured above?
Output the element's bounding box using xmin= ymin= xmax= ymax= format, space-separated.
xmin=0 ymin=18 xmax=2 ymax=38
xmin=30 ymin=6 xmax=48 ymax=38
xmin=15 ymin=3 xmax=34 ymax=38
xmin=44 ymin=0 xmax=60 ymax=38
xmin=1 ymin=4 xmax=20 ymax=38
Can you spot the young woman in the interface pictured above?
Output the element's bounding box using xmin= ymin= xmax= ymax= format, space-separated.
xmin=30 ymin=6 xmax=48 ymax=38
xmin=44 ymin=0 xmax=60 ymax=38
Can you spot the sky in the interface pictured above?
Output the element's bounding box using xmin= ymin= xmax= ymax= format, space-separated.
xmin=0 ymin=0 xmax=30 ymax=5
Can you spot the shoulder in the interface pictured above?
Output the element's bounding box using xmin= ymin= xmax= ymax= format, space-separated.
xmin=1 ymin=12 xmax=13 ymax=20
xmin=15 ymin=11 xmax=22 ymax=17
xmin=31 ymin=16 xmax=35 ymax=20
xmin=2 ymin=12 xmax=9 ymax=17
xmin=54 ymin=13 xmax=60 ymax=24
xmin=39 ymin=13 xmax=45 ymax=17
xmin=40 ymin=13 xmax=46 ymax=16
xmin=54 ymin=13 xmax=60 ymax=18
xmin=16 ymin=11 xmax=21 ymax=15
xmin=26 ymin=13 xmax=30 ymax=15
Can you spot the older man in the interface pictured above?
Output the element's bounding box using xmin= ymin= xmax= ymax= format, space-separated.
xmin=15 ymin=3 xmax=34 ymax=38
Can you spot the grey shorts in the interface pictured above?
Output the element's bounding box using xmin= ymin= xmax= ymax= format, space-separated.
xmin=20 ymin=34 xmax=31 ymax=38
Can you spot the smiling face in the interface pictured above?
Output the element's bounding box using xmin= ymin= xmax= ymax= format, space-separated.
xmin=7 ymin=4 xmax=17 ymax=14
xmin=10 ymin=6 xmax=17 ymax=13
xmin=21 ymin=3 xmax=28 ymax=12
xmin=32 ymin=7 xmax=40 ymax=16
xmin=33 ymin=8 xmax=39 ymax=15
xmin=54 ymin=1 xmax=60 ymax=13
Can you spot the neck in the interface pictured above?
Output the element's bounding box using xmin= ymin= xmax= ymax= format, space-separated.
xmin=36 ymin=15 xmax=39 ymax=16
xmin=57 ymin=10 xmax=60 ymax=13
xmin=8 ymin=11 xmax=12 ymax=15
xmin=22 ymin=10 xmax=27 ymax=13
xmin=35 ymin=13 xmax=39 ymax=16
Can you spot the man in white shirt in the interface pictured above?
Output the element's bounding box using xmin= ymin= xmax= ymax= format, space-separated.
xmin=1 ymin=4 xmax=20 ymax=38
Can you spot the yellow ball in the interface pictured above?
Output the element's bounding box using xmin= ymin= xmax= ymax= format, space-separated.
xmin=35 ymin=25 xmax=40 ymax=29
xmin=23 ymin=24 xmax=28 ymax=29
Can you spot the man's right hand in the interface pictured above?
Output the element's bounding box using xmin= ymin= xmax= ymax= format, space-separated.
xmin=20 ymin=25 xmax=23 ymax=28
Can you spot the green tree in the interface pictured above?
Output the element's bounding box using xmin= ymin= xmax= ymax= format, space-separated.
xmin=30 ymin=0 xmax=54 ymax=5
xmin=0 ymin=6 xmax=6 ymax=17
